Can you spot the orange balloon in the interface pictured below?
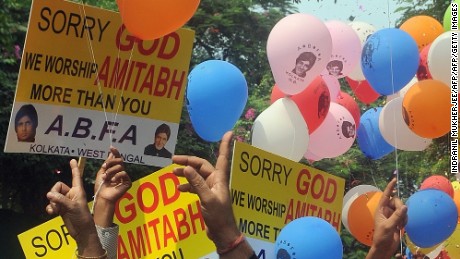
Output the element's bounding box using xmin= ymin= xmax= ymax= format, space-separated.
xmin=347 ymin=191 xmax=382 ymax=246
xmin=400 ymin=15 xmax=444 ymax=51
xmin=271 ymin=76 xmax=330 ymax=133
xmin=402 ymin=80 xmax=451 ymax=138
xmin=117 ymin=0 xmax=200 ymax=40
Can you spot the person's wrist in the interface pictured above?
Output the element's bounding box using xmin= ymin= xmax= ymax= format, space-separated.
xmin=93 ymin=198 xmax=115 ymax=228
xmin=211 ymin=226 xmax=242 ymax=251
xmin=76 ymin=227 xmax=105 ymax=256
xmin=367 ymin=244 xmax=393 ymax=259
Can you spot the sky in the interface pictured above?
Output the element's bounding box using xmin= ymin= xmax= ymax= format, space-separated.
xmin=295 ymin=0 xmax=406 ymax=30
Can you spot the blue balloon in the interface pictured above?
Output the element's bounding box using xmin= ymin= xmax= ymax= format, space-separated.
xmin=186 ymin=60 xmax=248 ymax=142
xmin=361 ymin=28 xmax=419 ymax=95
xmin=406 ymin=189 xmax=458 ymax=248
xmin=275 ymin=217 xmax=343 ymax=259
xmin=357 ymin=107 xmax=395 ymax=159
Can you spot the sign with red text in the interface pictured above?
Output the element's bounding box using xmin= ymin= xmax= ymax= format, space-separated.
xmin=229 ymin=142 xmax=345 ymax=257
xmin=18 ymin=165 xmax=216 ymax=259
xmin=4 ymin=0 xmax=195 ymax=167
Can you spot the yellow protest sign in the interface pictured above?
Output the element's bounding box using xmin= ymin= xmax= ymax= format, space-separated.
xmin=18 ymin=165 xmax=215 ymax=258
xmin=230 ymin=142 xmax=345 ymax=256
xmin=5 ymin=0 xmax=195 ymax=167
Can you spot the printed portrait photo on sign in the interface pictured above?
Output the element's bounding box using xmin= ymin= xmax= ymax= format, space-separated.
xmin=144 ymin=123 xmax=172 ymax=158
xmin=14 ymin=104 xmax=38 ymax=143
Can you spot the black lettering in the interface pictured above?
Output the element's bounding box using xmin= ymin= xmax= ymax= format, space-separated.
xmin=32 ymin=236 xmax=47 ymax=257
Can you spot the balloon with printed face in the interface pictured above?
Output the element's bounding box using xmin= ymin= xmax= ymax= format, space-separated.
xmin=427 ymin=31 xmax=451 ymax=86
xmin=116 ymin=0 xmax=200 ymax=40
xmin=357 ymin=107 xmax=395 ymax=159
xmin=348 ymin=21 xmax=377 ymax=81
xmin=267 ymin=13 xmax=333 ymax=95
xmin=335 ymin=91 xmax=361 ymax=129
xmin=321 ymin=20 xmax=362 ymax=79
xmin=271 ymin=76 xmax=330 ymax=134
xmin=251 ymin=97 xmax=309 ymax=162
xmin=402 ymin=79 xmax=450 ymax=139
xmin=306 ymin=102 xmax=356 ymax=159
xmin=186 ymin=60 xmax=248 ymax=142
xmin=379 ymin=97 xmax=432 ymax=151
xmin=275 ymin=217 xmax=343 ymax=259
xmin=361 ymin=28 xmax=419 ymax=95
xmin=400 ymin=15 xmax=444 ymax=51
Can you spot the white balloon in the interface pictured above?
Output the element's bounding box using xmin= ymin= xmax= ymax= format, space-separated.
xmin=348 ymin=21 xmax=377 ymax=81
xmin=386 ymin=76 xmax=418 ymax=102
xmin=428 ymin=31 xmax=451 ymax=85
xmin=426 ymin=243 xmax=444 ymax=259
xmin=251 ymin=97 xmax=309 ymax=161
xmin=379 ymin=97 xmax=432 ymax=151
xmin=341 ymin=185 xmax=380 ymax=233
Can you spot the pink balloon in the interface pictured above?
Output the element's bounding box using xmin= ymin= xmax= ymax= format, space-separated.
xmin=267 ymin=14 xmax=333 ymax=95
xmin=335 ymin=91 xmax=361 ymax=129
xmin=321 ymin=20 xmax=362 ymax=79
xmin=306 ymin=102 xmax=356 ymax=158
xmin=322 ymin=75 xmax=341 ymax=100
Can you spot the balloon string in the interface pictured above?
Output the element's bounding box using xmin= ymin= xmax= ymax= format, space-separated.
xmin=78 ymin=3 xmax=113 ymax=147
xmin=386 ymin=0 xmax=403 ymax=255
xmin=78 ymin=1 xmax=135 ymax=148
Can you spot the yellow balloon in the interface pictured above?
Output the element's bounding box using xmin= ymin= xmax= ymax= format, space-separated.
xmin=444 ymin=223 xmax=460 ymax=258
xmin=405 ymin=234 xmax=440 ymax=255
xmin=452 ymin=181 xmax=460 ymax=191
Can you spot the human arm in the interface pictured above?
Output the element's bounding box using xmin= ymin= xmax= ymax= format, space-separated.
xmin=172 ymin=131 xmax=255 ymax=258
xmin=366 ymin=178 xmax=408 ymax=259
xmin=93 ymin=147 xmax=132 ymax=259
xmin=46 ymin=159 xmax=106 ymax=258
xmin=93 ymin=146 xmax=132 ymax=228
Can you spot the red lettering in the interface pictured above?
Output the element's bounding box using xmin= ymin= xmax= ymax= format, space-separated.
xmin=296 ymin=169 xmax=311 ymax=195
xmin=163 ymin=214 xmax=178 ymax=247
xmin=324 ymin=178 xmax=338 ymax=203
xmin=173 ymin=208 xmax=191 ymax=240
xmin=159 ymin=173 xmax=180 ymax=205
xmin=137 ymin=182 xmax=160 ymax=213
xmin=115 ymin=192 xmax=136 ymax=224
xmin=311 ymin=174 xmax=325 ymax=199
